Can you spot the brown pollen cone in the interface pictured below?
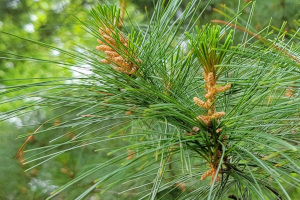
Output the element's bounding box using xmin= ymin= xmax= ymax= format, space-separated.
xmin=201 ymin=164 xmax=222 ymax=185
xmin=96 ymin=27 xmax=140 ymax=75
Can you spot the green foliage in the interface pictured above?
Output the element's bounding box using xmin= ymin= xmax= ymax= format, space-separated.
xmin=1 ymin=0 xmax=300 ymax=199
xmin=90 ymin=4 xmax=121 ymax=28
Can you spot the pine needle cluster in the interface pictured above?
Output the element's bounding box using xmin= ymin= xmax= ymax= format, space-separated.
xmin=1 ymin=1 xmax=299 ymax=199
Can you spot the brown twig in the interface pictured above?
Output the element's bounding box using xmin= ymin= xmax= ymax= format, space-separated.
xmin=15 ymin=121 xmax=48 ymax=160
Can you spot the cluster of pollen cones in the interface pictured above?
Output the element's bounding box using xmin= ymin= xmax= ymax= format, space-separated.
xmin=96 ymin=27 xmax=140 ymax=75
xmin=193 ymin=71 xmax=231 ymax=183
xmin=201 ymin=164 xmax=222 ymax=185
xmin=193 ymin=72 xmax=231 ymax=126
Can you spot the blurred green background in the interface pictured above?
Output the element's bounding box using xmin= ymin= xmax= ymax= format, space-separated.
xmin=0 ymin=0 xmax=299 ymax=199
